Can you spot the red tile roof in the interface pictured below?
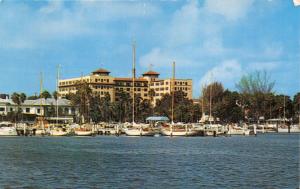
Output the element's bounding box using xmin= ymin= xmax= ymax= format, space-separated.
xmin=92 ymin=68 xmax=110 ymax=74
xmin=142 ymin=70 xmax=160 ymax=76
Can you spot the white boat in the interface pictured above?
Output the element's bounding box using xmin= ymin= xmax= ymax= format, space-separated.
xmin=74 ymin=123 xmax=94 ymax=136
xmin=278 ymin=125 xmax=300 ymax=133
xmin=124 ymin=123 xmax=155 ymax=136
xmin=228 ymin=124 xmax=250 ymax=135
xmin=74 ymin=129 xmax=93 ymax=136
xmin=50 ymin=127 xmax=72 ymax=136
xmin=228 ymin=127 xmax=250 ymax=135
xmin=160 ymin=123 xmax=197 ymax=136
xmin=203 ymin=123 xmax=226 ymax=136
xmin=0 ymin=122 xmax=18 ymax=136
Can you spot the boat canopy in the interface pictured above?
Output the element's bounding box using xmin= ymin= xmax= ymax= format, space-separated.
xmin=146 ymin=116 xmax=169 ymax=121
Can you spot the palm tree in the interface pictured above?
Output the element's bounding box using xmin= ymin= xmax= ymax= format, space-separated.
xmin=11 ymin=92 xmax=26 ymax=122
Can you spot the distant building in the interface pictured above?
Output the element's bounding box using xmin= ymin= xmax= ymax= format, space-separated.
xmin=58 ymin=68 xmax=193 ymax=105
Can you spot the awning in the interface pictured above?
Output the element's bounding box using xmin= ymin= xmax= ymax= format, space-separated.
xmin=146 ymin=116 xmax=169 ymax=121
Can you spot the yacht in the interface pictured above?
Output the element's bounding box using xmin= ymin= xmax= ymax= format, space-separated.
xmin=0 ymin=122 xmax=18 ymax=136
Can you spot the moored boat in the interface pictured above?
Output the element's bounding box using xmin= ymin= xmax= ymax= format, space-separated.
xmin=160 ymin=123 xmax=197 ymax=136
xmin=0 ymin=122 xmax=18 ymax=136
xmin=124 ymin=123 xmax=155 ymax=136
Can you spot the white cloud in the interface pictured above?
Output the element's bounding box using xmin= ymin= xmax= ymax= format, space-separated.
xmin=200 ymin=60 xmax=243 ymax=87
xmin=204 ymin=0 xmax=254 ymax=21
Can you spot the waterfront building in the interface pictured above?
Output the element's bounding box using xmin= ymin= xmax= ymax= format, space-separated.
xmin=0 ymin=97 xmax=78 ymax=122
xmin=58 ymin=68 xmax=193 ymax=105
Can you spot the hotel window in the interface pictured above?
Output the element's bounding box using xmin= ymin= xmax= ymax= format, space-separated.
xmin=144 ymin=94 xmax=148 ymax=97
xmin=155 ymin=83 xmax=159 ymax=86
xmin=107 ymin=80 xmax=109 ymax=83
xmin=26 ymin=108 xmax=30 ymax=113
xmin=0 ymin=108 xmax=5 ymax=112
xmin=137 ymin=88 xmax=141 ymax=91
xmin=127 ymin=88 xmax=130 ymax=91
xmin=144 ymin=88 xmax=147 ymax=92
xmin=37 ymin=109 xmax=40 ymax=114
xmin=166 ymin=87 xmax=169 ymax=90
xmin=165 ymin=82 xmax=169 ymax=85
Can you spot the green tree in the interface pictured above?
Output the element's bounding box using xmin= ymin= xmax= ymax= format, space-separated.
xmin=40 ymin=90 xmax=52 ymax=99
xmin=52 ymin=91 xmax=58 ymax=100
xmin=68 ymin=81 xmax=92 ymax=123
xmin=11 ymin=92 xmax=26 ymax=121
xmin=293 ymin=92 xmax=300 ymax=123
xmin=236 ymin=70 xmax=275 ymax=122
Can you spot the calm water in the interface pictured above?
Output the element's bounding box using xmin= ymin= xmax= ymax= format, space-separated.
xmin=0 ymin=134 xmax=299 ymax=189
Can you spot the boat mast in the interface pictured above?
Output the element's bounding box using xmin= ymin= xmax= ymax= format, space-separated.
xmin=171 ymin=61 xmax=175 ymax=124
xmin=56 ymin=65 xmax=60 ymax=127
xmin=209 ymin=80 xmax=212 ymax=124
xmin=132 ymin=41 xmax=136 ymax=124
xmin=201 ymin=85 xmax=204 ymax=120
xmin=283 ymin=95 xmax=286 ymax=125
xmin=40 ymin=72 xmax=44 ymax=131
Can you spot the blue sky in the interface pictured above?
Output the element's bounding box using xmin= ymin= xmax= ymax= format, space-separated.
xmin=0 ymin=0 xmax=299 ymax=98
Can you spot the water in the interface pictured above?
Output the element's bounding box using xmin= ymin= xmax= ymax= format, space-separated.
xmin=0 ymin=134 xmax=299 ymax=189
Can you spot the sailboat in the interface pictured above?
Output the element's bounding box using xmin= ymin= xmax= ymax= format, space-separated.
xmin=34 ymin=72 xmax=49 ymax=136
xmin=124 ymin=42 xmax=155 ymax=136
xmin=160 ymin=62 xmax=197 ymax=137
xmin=201 ymin=76 xmax=227 ymax=136
xmin=50 ymin=65 xmax=73 ymax=136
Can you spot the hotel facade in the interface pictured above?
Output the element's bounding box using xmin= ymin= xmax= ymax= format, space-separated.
xmin=58 ymin=68 xmax=193 ymax=105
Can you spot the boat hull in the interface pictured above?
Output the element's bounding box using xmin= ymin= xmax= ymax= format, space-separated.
xmin=124 ymin=129 xmax=155 ymax=136
xmin=160 ymin=129 xmax=197 ymax=136
xmin=278 ymin=128 xmax=300 ymax=133
xmin=0 ymin=127 xmax=18 ymax=136
xmin=50 ymin=130 xmax=71 ymax=136
xmin=75 ymin=130 xmax=93 ymax=136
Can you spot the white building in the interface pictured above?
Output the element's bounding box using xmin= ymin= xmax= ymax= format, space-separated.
xmin=0 ymin=97 xmax=78 ymax=118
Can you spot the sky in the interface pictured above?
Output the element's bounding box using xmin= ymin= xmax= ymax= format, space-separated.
xmin=0 ymin=0 xmax=299 ymax=98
